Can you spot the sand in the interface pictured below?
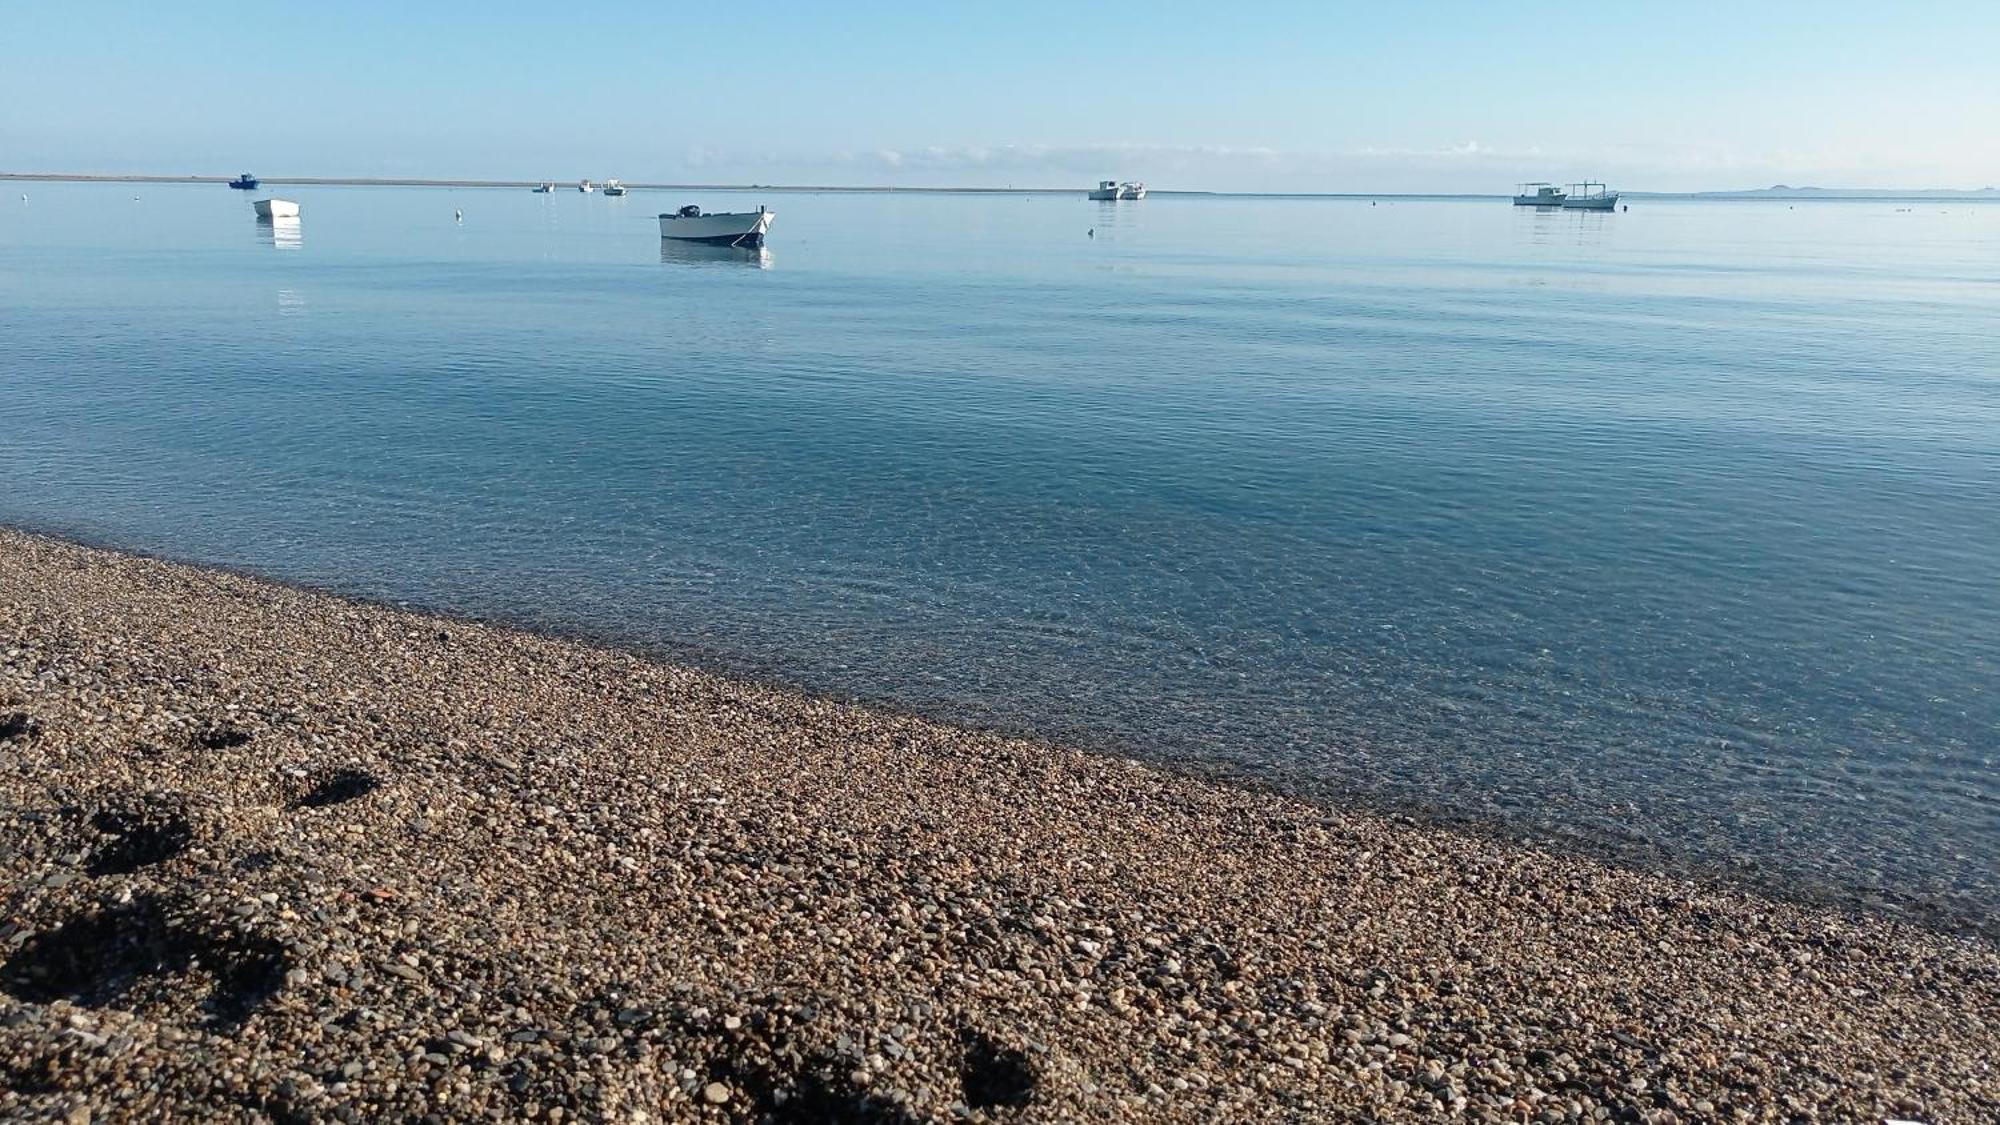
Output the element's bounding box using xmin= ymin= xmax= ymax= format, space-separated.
xmin=0 ymin=526 xmax=1992 ymax=1122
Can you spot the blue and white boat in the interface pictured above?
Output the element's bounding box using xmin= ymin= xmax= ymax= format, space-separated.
xmin=658 ymin=204 xmax=774 ymax=248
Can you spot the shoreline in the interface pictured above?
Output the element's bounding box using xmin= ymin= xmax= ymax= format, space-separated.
xmin=1 ymin=526 xmax=1994 ymax=1120
xmin=10 ymin=521 xmax=1984 ymax=944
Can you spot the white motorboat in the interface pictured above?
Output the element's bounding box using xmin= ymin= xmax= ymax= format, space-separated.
xmin=252 ymin=198 xmax=300 ymax=219
xmin=1118 ymin=182 xmax=1146 ymax=200
xmin=1512 ymin=182 xmax=1567 ymax=207
xmin=1089 ymin=179 xmax=1146 ymax=200
xmin=578 ymin=179 xmax=595 ymax=194
xmin=658 ymin=204 xmax=774 ymax=247
xmin=532 ymin=182 xmax=556 ymax=193
xmin=1562 ymin=182 xmax=1619 ymax=210
xmin=603 ymin=179 xmax=627 ymax=197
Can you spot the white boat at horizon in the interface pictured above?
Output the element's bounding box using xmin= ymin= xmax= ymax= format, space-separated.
xmin=1562 ymin=182 xmax=1620 ymax=210
xmin=1089 ymin=180 xmax=1146 ymax=200
xmin=532 ymin=182 xmax=556 ymax=193
xmin=578 ymin=179 xmax=595 ymax=194
xmin=658 ymin=204 xmax=773 ymax=248
xmin=602 ymin=179 xmax=627 ymax=196
xmin=252 ymin=198 xmax=300 ymax=219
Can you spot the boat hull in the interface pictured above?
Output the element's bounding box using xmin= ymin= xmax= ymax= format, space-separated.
xmin=1512 ymin=194 xmax=1566 ymax=206
xmin=252 ymin=198 xmax=300 ymax=219
xmin=658 ymin=209 xmax=774 ymax=247
xmin=1561 ymin=194 xmax=1619 ymax=210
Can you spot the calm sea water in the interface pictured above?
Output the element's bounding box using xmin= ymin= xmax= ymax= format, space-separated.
xmin=3 ymin=183 xmax=1995 ymax=928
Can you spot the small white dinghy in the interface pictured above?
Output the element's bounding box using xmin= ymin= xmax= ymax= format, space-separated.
xmin=253 ymin=198 xmax=300 ymax=219
xmin=658 ymin=204 xmax=774 ymax=248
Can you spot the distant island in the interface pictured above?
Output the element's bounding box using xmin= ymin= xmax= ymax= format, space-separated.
xmin=1663 ymin=184 xmax=2000 ymax=200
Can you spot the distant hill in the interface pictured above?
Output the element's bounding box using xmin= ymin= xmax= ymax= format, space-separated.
xmin=1666 ymin=184 xmax=2000 ymax=200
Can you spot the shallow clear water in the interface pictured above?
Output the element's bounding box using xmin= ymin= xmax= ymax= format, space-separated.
xmin=3 ymin=183 xmax=1995 ymax=927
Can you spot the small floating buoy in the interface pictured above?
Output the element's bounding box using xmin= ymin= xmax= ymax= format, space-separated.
xmin=1087 ymin=228 xmax=1094 ymax=238
xmin=454 ymin=208 xmax=463 ymax=222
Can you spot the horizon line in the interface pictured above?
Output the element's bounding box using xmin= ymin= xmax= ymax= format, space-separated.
xmin=5 ymin=171 xmax=1997 ymax=200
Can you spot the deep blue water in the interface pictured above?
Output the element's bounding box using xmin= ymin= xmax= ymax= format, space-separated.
xmin=3 ymin=183 xmax=1995 ymax=927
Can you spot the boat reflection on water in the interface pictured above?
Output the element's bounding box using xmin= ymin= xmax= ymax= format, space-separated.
xmin=256 ymin=214 xmax=303 ymax=250
xmin=658 ymin=240 xmax=769 ymax=269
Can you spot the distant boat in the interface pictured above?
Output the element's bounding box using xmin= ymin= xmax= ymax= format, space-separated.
xmin=1089 ymin=180 xmax=1145 ymax=201
xmin=603 ymin=179 xmax=627 ymax=197
xmin=658 ymin=204 xmax=773 ymax=248
xmin=578 ymin=179 xmax=595 ymax=194
xmin=228 ymin=173 xmax=260 ymax=190
xmin=531 ymin=182 xmax=556 ymax=193
xmin=1562 ymin=182 xmax=1620 ymax=211
xmin=252 ymin=198 xmax=300 ymax=219
xmin=1512 ymin=182 xmax=1567 ymax=207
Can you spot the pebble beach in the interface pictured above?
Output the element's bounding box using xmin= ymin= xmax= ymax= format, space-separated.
xmin=0 ymin=526 xmax=1993 ymax=1122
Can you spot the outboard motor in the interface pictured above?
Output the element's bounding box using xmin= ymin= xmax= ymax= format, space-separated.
xmin=678 ymin=204 xmax=701 ymax=218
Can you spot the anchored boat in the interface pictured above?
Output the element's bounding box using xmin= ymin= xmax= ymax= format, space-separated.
xmin=1562 ymin=182 xmax=1619 ymax=211
xmin=578 ymin=179 xmax=595 ymax=194
xmin=228 ymin=173 xmax=260 ymax=190
xmin=603 ymin=179 xmax=627 ymax=196
xmin=1512 ymin=182 xmax=1567 ymax=207
xmin=531 ymin=182 xmax=556 ymax=193
xmin=1089 ymin=180 xmax=1146 ymax=200
xmin=252 ymin=198 xmax=299 ymax=219
xmin=658 ymin=204 xmax=774 ymax=248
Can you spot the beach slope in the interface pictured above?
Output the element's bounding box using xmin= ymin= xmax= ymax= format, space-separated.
xmin=0 ymin=527 xmax=1992 ymax=1122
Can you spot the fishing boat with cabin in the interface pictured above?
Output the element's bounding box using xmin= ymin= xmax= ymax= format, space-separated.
xmin=1512 ymin=182 xmax=1566 ymax=207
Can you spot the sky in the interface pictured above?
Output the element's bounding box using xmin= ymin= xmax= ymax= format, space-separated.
xmin=3 ymin=0 xmax=1996 ymax=192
